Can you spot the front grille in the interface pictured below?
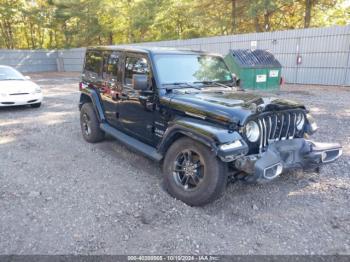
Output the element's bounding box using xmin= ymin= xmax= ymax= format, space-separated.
xmin=256 ymin=110 xmax=304 ymax=153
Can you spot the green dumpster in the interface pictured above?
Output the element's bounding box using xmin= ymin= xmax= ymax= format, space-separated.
xmin=224 ymin=49 xmax=282 ymax=90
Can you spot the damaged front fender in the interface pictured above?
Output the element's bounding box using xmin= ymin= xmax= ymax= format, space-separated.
xmin=158 ymin=117 xmax=249 ymax=160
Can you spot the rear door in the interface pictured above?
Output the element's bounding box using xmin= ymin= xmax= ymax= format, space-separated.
xmin=82 ymin=50 xmax=122 ymax=127
xmin=101 ymin=51 xmax=122 ymax=127
xmin=82 ymin=50 xmax=103 ymax=87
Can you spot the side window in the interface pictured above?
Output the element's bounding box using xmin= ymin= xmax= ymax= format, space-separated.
xmin=84 ymin=51 xmax=103 ymax=78
xmin=102 ymin=52 xmax=111 ymax=79
xmin=124 ymin=57 xmax=149 ymax=86
xmin=105 ymin=51 xmax=120 ymax=79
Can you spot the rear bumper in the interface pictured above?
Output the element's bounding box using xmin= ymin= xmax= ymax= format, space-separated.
xmin=0 ymin=93 xmax=43 ymax=107
xmin=234 ymin=138 xmax=342 ymax=183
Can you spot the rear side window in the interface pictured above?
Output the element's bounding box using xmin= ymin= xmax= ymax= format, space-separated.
xmin=84 ymin=51 xmax=103 ymax=77
xmin=124 ymin=57 xmax=149 ymax=86
xmin=103 ymin=51 xmax=120 ymax=79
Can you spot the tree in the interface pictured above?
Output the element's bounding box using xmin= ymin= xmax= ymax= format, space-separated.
xmin=0 ymin=0 xmax=23 ymax=49
xmin=0 ymin=0 xmax=348 ymax=49
xmin=304 ymin=0 xmax=313 ymax=28
xmin=301 ymin=0 xmax=338 ymax=28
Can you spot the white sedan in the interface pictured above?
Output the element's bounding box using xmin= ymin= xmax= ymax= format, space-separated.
xmin=0 ymin=65 xmax=43 ymax=108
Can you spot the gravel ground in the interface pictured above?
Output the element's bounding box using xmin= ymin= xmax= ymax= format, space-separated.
xmin=0 ymin=72 xmax=349 ymax=255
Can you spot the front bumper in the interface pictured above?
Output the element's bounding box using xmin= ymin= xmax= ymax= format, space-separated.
xmin=0 ymin=93 xmax=43 ymax=107
xmin=234 ymin=138 xmax=342 ymax=183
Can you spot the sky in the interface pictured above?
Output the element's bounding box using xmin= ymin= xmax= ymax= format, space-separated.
xmin=343 ymin=0 xmax=350 ymax=7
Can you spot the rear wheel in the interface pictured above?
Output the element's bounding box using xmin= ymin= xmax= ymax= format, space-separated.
xmin=30 ymin=102 xmax=41 ymax=108
xmin=80 ymin=103 xmax=105 ymax=143
xmin=163 ymin=137 xmax=227 ymax=206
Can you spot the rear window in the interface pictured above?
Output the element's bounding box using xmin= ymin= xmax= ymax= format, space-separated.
xmin=84 ymin=51 xmax=103 ymax=75
xmin=103 ymin=51 xmax=120 ymax=79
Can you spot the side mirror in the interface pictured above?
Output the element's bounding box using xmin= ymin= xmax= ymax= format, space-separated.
xmin=132 ymin=74 xmax=148 ymax=91
xmin=231 ymin=73 xmax=237 ymax=82
xmin=231 ymin=73 xmax=241 ymax=87
xmin=24 ymin=76 xmax=31 ymax=80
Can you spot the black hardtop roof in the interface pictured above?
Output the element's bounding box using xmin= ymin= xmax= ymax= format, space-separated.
xmin=87 ymin=45 xmax=221 ymax=56
xmin=229 ymin=49 xmax=282 ymax=68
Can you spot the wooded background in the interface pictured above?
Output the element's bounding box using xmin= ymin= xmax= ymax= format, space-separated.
xmin=0 ymin=0 xmax=349 ymax=49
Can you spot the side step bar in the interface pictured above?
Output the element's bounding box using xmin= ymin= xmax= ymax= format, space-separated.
xmin=100 ymin=123 xmax=163 ymax=161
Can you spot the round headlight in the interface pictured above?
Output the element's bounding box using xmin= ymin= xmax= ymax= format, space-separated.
xmin=296 ymin=113 xmax=305 ymax=130
xmin=245 ymin=121 xmax=260 ymax=142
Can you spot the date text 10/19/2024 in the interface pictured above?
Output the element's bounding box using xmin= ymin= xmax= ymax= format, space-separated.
xmin=127 ymin=255 xmax=220 ymax=261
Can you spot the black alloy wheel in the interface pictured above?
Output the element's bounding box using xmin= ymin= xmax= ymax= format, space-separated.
xmin=173 ymin=149 xmax=205 ymax=191
xmin=163 ymin=137 xmax=227 ymax=206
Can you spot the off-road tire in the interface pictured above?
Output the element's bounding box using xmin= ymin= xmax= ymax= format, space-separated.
xmin=30 ymin=102 xmax=41 ymax=108
xmin=80 ymin=103 xmax=105 ymax=143
xmin=163 ymin=137 xmax=227 ymax=206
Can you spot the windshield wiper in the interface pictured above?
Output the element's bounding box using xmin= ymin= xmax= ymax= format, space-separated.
xmin=162 ymin=82 xmax=201 ymax=90
xmin=193 ymin=81 xmax=232 ymax=88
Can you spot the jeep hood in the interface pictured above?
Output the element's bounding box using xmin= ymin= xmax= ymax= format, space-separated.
xmin=167 ymin=91 xmax=305 ymax=125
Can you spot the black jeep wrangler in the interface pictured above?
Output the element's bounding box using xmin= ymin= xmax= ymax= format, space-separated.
xmin=79 ymin=46 xmax=342 ymax=206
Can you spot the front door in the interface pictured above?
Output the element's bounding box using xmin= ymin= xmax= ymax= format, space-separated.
xmin=118 ymin=54 xmax=155 ymax=145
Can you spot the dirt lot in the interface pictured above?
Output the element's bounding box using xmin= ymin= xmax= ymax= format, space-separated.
xmin=0 ymin=72 xmax=349 ymax=255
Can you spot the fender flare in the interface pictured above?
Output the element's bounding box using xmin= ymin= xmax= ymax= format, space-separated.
xmin=79 ymin=88 xmax=106 ymax=122
xmin=158 ymin=117 xmax=247 ymax=159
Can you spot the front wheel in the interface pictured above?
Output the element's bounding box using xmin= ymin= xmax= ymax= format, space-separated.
xmin=163 ymin=137 xmax=227 ymax=206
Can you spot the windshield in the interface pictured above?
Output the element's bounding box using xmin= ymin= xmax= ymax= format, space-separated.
xmin=154 ymin=54 xmax=233 ymax=86
xmin=0 ymin=67 xmax=25 ymax=81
